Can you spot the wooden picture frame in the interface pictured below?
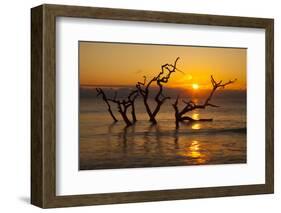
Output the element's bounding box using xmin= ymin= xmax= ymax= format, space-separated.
xmin=31 ymin=4 xmax=274 ymax=208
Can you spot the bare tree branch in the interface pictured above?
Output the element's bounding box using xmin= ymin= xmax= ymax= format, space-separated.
xmin=96 ymin=88 xmax=118 ymax=122
xmin=106 ymin=89 xmax=139 ymax=126
xmin=173 ymin=75 xmax=236 ymax=128
xmin=96 ymin=87 xmax=139 ymax=126
xmin=128 ymin=90 xmax=138 ymax=123
xmin=136 ymin=57 xmax=180 ymax=124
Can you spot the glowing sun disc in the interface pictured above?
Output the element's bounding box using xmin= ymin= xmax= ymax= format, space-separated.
xmin=192 ymin=83 xmax=199 ymax=90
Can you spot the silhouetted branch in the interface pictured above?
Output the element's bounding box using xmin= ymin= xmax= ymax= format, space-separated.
xmin=136 ymin=57 xmax=180 ymax=124
xmin=173 ymin=96 xmax=180 ymax=129
xmin=96 ymin=88 xmax=118 ymax=122
xmin=107 ymin=90 xmax=139 ymax=126
xmin=128 ymin=90 xmax=138 ymax=123
xmin=96 ymin=85 xmax=139 ymax=126
xmin=173 ymin=75 xmax=236 ymax=128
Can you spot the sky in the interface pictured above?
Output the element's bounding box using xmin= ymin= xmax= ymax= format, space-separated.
xmin=79 ymin=41 xmax=246 ymax=91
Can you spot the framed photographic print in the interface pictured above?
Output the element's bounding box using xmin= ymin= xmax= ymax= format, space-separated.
xmin=31 ymin=4 xmax=274 ymax=208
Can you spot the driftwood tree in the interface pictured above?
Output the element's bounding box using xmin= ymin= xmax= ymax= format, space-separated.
xmin=136 ymin=57 xmax=181 ymax=124
xmin=96 ymin=88 xmax=138 ymax=126
xmin=172 ymin=75 xmax=237 ymax=129
xmin=96 ymin=88 xmax=118 ymax=122
xmin=128 ymin=90 xmax=138 ymax=123
xmin=108 ymin=90 xmax=139 ymax=126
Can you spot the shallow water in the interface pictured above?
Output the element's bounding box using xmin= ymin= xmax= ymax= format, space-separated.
xmin=79 ymin=97 xmax=246 ymax=170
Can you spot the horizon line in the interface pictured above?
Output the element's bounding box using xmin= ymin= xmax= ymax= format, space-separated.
xmin=80 ymin=84 xmax=246 ymax=91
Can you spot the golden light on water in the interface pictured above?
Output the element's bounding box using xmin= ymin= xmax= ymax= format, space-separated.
xmin=179 ymin=140 xmax=207 ymax=164
xmin=192 ymin=113 xmax=199 ymax=120
xmin=191 ymin=123 xmax=201 ymax=130
xmin=189 ymin=141 xmax=201 ymax=158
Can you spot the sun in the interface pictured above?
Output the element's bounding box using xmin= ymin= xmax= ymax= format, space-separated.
xmin=192 ymin=83 xmax=199 ymax=90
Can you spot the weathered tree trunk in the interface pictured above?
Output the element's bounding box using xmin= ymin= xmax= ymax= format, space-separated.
xmin=128 ymin=90 xmax=138 ymax=123
xmin=131 ymin=103 xmax=137 ymax=123
xmin=98 ymin=88 xmax=138 ymax=126
xmin=136 ymin=57 xmax=180 ymax=124
xmin=142 ymin=95 xmax=154 ymax=122
xmin=117 ymin=103 xmax=132 ymax=126
xmin=173 ymin=96 xmax=180 ymax=129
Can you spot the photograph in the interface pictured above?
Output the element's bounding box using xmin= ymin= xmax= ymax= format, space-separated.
xmin=79 ymin=41 xmax=247 ymax=170
xmin=30 ymin=4 xmax=274 ymax=208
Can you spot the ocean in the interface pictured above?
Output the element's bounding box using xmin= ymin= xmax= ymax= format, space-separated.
xmin=79 ymin=93 xmax=246 ymax=170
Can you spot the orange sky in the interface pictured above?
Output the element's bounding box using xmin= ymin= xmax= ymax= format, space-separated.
xmin=79 ymin=41 xmax=246 ymax=90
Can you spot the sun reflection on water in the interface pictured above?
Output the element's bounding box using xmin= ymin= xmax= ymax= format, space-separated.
xmin=189 ymin=141 xmax=201 ymax=158
xmin=179 ymin=140 xmax=207 ymax=164
xmin=191 ymin=123 xmax=201 ymax=130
